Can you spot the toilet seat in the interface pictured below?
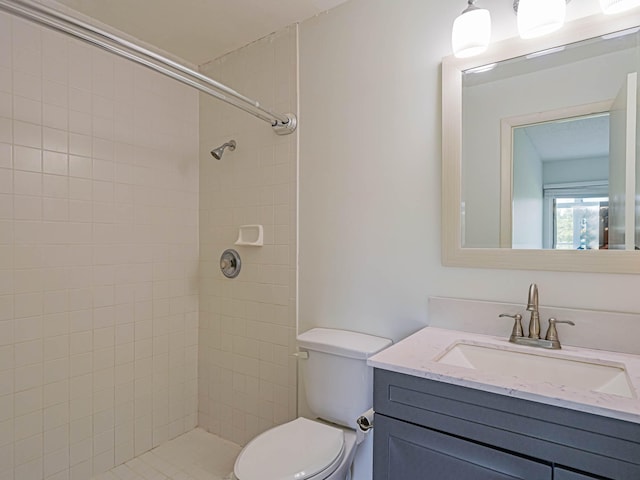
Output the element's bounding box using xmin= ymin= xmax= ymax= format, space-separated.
xmin=234 ymin=417 xmax=346 ymax=480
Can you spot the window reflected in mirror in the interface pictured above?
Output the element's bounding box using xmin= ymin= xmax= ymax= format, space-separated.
xmin=550 ymin=194 xmax=608 ymax=250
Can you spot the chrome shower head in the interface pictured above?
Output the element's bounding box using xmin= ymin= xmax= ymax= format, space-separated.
xmin=210 ymin=140 xmax=236 ymax=160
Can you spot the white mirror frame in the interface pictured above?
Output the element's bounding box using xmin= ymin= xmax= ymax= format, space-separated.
xmin=442 ymin=11 xmax=640 ymax=274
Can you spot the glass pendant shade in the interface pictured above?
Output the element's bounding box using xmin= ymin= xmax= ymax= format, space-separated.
xmin=600 ymin=0 xmax=640 ymax=14
xmin=452 ymin=7 xmax=491 ymax=58
xmin=517 ymin=0 xmax=566 ymax=39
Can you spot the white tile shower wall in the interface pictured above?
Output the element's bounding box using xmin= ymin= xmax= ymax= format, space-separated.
xmin=0 ymin=12 xmax=200 ymax=480
xmin=198 ymin=26 xmax=298 ymax=446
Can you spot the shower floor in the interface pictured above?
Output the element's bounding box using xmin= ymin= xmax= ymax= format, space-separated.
xmin=91 ymin=429 xmax=241 ymax=480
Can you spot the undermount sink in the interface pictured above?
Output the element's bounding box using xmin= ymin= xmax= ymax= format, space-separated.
xmin=436 ymin=342 xmax=635 ymax=399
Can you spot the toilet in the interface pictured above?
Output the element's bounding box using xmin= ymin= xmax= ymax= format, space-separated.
xmin=232 ymin=328 xmax=392 ymax=480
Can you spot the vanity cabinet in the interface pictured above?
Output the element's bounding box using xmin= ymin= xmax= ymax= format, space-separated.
xmin=554 ymin=469 xmax=604 ymax=480
xmin=376 ymin=413 xmax=551 ymax=479
xmin=372 ymin=369 xmax=640 ymax=480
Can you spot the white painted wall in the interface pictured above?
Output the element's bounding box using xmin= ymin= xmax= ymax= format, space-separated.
xmin=512 ymin=129 xmax=543 ymax=249
xmin=543 ymin=156 xmax=609 ymax=185
xmin=298 ymin=0 xmax=640 ymax=346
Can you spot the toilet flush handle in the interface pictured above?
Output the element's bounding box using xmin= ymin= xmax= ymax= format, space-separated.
xmin=291 ymin=351 xmax=309 ymax=359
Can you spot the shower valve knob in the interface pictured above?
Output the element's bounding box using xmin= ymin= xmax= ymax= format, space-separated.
xmin=220 ymin=249 xmax=241 ymax=278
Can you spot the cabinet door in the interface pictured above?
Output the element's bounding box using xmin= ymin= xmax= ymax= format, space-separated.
xmin=374 ymin=414 xmax=552 ymax=480
xmin=554 ymin=467 xmax=602 ymax=480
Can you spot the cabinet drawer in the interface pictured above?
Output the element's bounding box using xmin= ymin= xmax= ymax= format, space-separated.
xmin=374 ymin=413 xmax=552 ymax=480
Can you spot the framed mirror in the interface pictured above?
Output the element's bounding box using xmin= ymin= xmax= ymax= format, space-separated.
xmin=442 ymin=11 xmax=640 ymax=273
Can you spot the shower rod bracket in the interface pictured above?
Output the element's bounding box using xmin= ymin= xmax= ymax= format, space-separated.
xmin=272 ymin=113 xmax=298 ymax=135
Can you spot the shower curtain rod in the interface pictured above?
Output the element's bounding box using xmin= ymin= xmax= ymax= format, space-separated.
xmin=0 ymin=0 xmax=297 ymax=135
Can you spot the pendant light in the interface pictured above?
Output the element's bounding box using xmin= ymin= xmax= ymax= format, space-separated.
xmin=600 ymin=0 xmax=640 ymax=14
xmin=452 ymin=0 xmax=491 ymax=58
xmin=517 ymin=0 xmax=567 ymax=39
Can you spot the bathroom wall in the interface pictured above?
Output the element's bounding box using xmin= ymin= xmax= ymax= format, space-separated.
xmin=0 ymin=12 xmax=199 ymax=480
xmin=512 ymin=130 xmax=543 ymax=250
xmin=197 ymin=26 xmax=298 ymax=447
xmin=298 ymin=0 xmax=640 ymax=344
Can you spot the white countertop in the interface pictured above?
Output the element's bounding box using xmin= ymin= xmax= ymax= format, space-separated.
xmin=368 ymin=326 xmax=640 ymax=425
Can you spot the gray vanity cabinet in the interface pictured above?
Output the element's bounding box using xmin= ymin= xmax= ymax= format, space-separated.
xmin=372 ymin=369 xmax=640 ymax=480
xmin=376 ymin=413 xmax=551 ymax=479
xmin=554 ymin=469 xmax=604 ymax=480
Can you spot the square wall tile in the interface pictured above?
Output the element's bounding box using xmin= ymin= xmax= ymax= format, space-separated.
xmin=198 ymin=26 xmax=297 ymax=446
xmin=3 ymin=13 xmax=200 ymax=479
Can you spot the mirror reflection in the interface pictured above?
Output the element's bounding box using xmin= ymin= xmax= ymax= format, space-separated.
xmin=461 ymin=27 xmax=640 ymax=250
xmin=512 ymin=113 xmax=610 ymax=250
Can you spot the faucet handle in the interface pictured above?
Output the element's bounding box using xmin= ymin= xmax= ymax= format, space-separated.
xmin=545 ymin=318 xmax=575 ymax=342
xmin=499 ymin=313 xmax=524 ymax=338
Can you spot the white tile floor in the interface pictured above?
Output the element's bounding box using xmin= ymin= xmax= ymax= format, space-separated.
xmin=91 ymin=429 xmax=242 ymax=480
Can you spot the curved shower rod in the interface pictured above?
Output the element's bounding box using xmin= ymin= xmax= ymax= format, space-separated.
xmin=0 ymin=0 xmax=297 ymax=135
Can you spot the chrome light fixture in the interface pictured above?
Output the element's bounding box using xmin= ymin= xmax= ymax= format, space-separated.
xmin=517 ymin=0 xmax=567 ymax=39
xmin=451 ymin=0 xmax=640 ymax=58
xmin=452 ymin=0 xmax=492 ymax=58
xmin=600 ymin=0 xmax=640 ymax=14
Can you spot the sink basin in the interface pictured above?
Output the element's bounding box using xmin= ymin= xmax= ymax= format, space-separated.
xmin=436 ymin=342 xmax=635 ymax=399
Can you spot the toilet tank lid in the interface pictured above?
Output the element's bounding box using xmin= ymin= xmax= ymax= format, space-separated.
xmin=297 ymin=328 xmax=392 ymax=359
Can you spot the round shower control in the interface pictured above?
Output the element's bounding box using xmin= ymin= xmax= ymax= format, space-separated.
xmin=220 ymin=249 xmax=241 ymax=278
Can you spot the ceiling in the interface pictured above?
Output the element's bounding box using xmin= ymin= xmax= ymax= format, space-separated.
xmin=55 ymin=0 xmax=350 ymax=65
xmin=521 ymin=114 xmax=610 ymax=163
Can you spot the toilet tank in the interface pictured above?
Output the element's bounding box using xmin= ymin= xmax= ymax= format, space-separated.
xmin=297 ymin=328 xmax=392 ymax=429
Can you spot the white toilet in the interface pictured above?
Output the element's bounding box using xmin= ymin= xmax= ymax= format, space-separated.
xmin=232 ymin=328 xmax=392 ymax=480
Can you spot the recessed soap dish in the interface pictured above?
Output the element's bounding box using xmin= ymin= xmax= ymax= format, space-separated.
xmin=235 ymin=225 xmax=263 ymax=246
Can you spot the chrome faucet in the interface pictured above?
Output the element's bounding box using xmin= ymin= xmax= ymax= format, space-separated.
xmin=500 ymin=283 xmax=575 ymax=349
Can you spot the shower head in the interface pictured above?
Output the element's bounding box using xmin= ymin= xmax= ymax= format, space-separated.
xmin=210 ymin=140 xmax=236 ymax=160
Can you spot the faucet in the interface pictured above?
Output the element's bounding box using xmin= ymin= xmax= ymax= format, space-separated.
xmin=500 ymin=283 xmax=575 ymax=349
xmin=526 ymin=283 xmax=540 ymax=339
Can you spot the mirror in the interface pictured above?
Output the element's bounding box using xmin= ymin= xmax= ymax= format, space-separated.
xmin=442 ymin=12 xmax=640 ymax=273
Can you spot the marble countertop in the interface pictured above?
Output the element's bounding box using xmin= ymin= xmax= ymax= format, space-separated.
xmin=368 ymin=327 xmax=640 ymax=424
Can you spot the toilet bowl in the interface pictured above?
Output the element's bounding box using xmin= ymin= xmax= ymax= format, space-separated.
xmin=233 ymin=417 xmax=357 ymax=480
xmin=231 ymin=328 xmax=392 ymax=480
